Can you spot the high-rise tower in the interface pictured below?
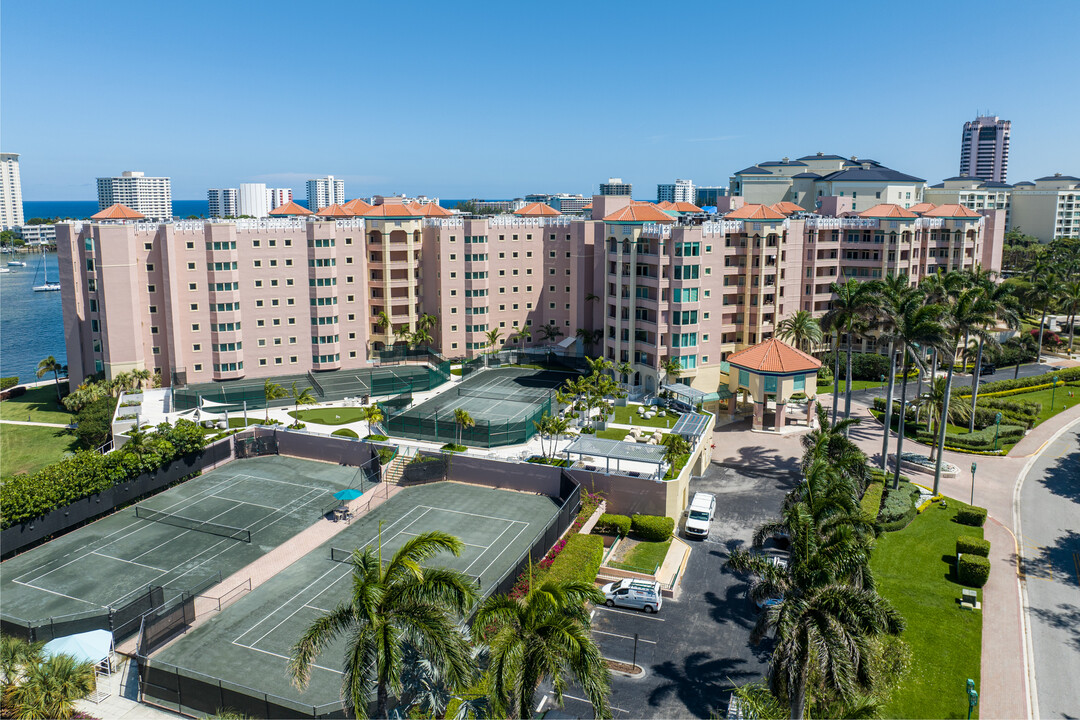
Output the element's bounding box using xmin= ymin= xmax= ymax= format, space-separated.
xmin=959 ymin=115 xmax=1010 ymax=183
xmin=0 ymin=152 xmax=24 ymax=229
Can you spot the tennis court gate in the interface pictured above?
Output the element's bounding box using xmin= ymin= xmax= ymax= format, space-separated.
xmin=235 ymin=435 xmax=278 ymax=458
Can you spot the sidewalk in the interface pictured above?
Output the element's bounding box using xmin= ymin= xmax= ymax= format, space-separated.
xmin=978 ymin=518 xmax=1028 ymax=720
xmin=0 ymin=418 xmax=72 ymax=428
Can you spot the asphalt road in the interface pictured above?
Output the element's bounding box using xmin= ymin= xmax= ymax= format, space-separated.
xmin=1019 ymin=422 xmax=1080 ymax=719
xmin=539 ymin=463 xmax=797 ymax=719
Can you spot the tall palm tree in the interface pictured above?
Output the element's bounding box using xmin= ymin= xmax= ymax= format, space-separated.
xmin=575 ymin=328 xmax=594 ymax=354
xmin=873 ymin=274 xmax=916 ymax=471
xmin=1028 ymin=266 xmax=1058 ymax=364
xmin=615 ymin=361 xmax=634 ymax=391
xmin=887 ymin=294 xmax=947 ymax=490
xmin=362 ymin=405 xmax=384 ymax=432
xmin=660 ymin=358 xmax=682 ymax=388
xmin=915 ymin=377 xmax=972 ymax=461
xmin=289 ymin=382 xmax=318 ymax=425
xmin=801 ymin=404 xmax=870 ymax=494
xmin=538 ymin=324 xmax=564 ymax=343
xmin=374 ymin=310 xmax=392 ymax=334
xmin=512 ymin=325 xmax=532 ymax=346
xmin=1062 ymin=279 xmax=1080 ymax=354
xmin=417 ymin=313 xmax=438 ymax=332
xmin=289 ymin=532 xmax=478 ymax=719
xmin=263 ymin=379 xmax=287 ymax=422
xmin=5 ymin=652 xmax=97 ymax=720
xmin=473 ymin=579 xmax=610 ymax=719
xmin=967 ymin=273 xmax=1019 ymax=431
xmin=775 ymin=311 xmax=823 ymax=354
xmin=131 ymin=368 xmax=152 ymax=390
xmin=394 ymin=325 xmax=413 ymax=347
xmin=36 ymin=355 xmax=66 ymax=403
xmin=661 ymin=434 xmax=691 ymax=471
xmin=453 ymin=408 xmax=475 ymax=446
xmin=410 ymin=325 xmax=434 ymax=349
xmin=532 ymin=413 xmax=554 ymax=458
xmin=821 ymin=279 xmax=882 ymax=430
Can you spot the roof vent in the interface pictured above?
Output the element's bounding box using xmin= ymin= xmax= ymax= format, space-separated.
xmin=781 ymin=157 xmax=789 ymax=163
xmin=851 ymin=156 xmax=858 ymax=161
xmin=817 ymin=152 xmax=824 ymax=157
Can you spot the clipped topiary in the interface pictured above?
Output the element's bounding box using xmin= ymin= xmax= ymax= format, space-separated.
xmin=957 ymin=554 xmax=991 ymax=587
xmin=956 ymin=534 xmax=990 ymax=558
xmin=594 ymin=513 xmax=631 ymax=536
xmin=631 ymin=513 xmax=675 ymax=541
xmin=956 ymin=506 xmax=988 ymax=527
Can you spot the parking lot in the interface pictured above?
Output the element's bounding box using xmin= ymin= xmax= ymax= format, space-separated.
xmin=540 ymin=461 xmax=798 ymax=718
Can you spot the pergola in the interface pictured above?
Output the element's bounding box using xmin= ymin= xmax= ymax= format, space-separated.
xmin=670 ymin=412 xmax=711 ymax=441
xmin=725 ymin=338 xmax=821 ymax=432
xmin=662 ymin=382 xmax=707 ymax=411
xmin=562 ymin=436 xmax=667 ymax=480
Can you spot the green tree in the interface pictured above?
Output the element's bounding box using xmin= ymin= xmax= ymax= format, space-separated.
xmin=289 ymin=382 xmax=317 ymax=426
xmin=74 ymin=395 xmax=117 ymax=448
xmin=661 ymin=434 xmax=691 ymax=470
xmin=512 ymin=325 xmax=532 ymax=346
xmin=775 ymin=311 xmax=823 ymax=354
xmin=1 ymin=635 xmax=43 ymax=687
xmin=873 ymin=273 xmax=917 ymax=470
xmin=485 ymin=327 xmax=503 ymax=357
xmin=263 ymin=379 xmax=287 ymax=422
xmin=5 ymin=652 xmax=97 ymax=720
xmin=288 ymin=532 xmax=478 ymax=719
xmin=1028 ymin=264 xmax=1058 ymax=364
xmin=575 ymin=327 xmax=595 ymax=354
xmin=538 ymin=324 xmax=563 ymax=343
xmin=1061 ymin=279 xmax=1080 ymax=354
xmin=410 ymin=325 xmax=434 ymax=348
xmin=967 ymin=271 xmax=1019 ymax=431
xmin=453 ymin=408 xmax=475 ymax=446
xmin=35 ymin=356 xmax=66 ymax=403
xmin=822 ymin=279 xmax=882 ymax=429
xmin=615 ymin=361 xmax=634 ymax=391
xmin=374 ymin=310 xmax=392 ymax=336
xmin=473 ymin=579 xmax=610 ymax=719
xmin=660 ymin=358 xmax=682 ymax=387
xmin=915 ymin=377 xmax=971 ymax=461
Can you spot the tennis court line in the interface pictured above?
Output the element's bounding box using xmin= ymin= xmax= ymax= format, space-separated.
xmin=469 ymin=520 xmax=531 ymax=580
xmin=231 ymin=640 xmax=343 ymax=677
xmin=209 ymin=494 xmax=293 ymax=511
xmin=90 ymin=551 xmax=168 ymax=573
xmin=234 ymin=472 xmax=349 ymax=491
xmin=396 ymin=531 xmax=490 ymax=550
xmin=415 ymin=505 xmax=530 ymax=526
xmin=11 ymin=580 xmax=104 ymax=608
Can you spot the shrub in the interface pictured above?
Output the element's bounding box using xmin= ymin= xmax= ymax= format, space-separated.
xmin=860 ymin=482 xmax=884 ymax=520
xmin=0 ymin=376 xmax=18 ymax=391
xmin=74 ymin=396 xmax=118 ymax=448
xmin=915 ymin=423 xmax=1024 ymax=450
xmin=364 ymin=433 xmax=389 ymax=441
xmin=956 ymin=506 xmax=987 ymax=527
xmin=631 ymin=514 xmax=674 ymax=541
xmin=878 ymin=482 xmax=919 ymax=531
xmin=821 ymin=352 xmax=891 ymax=381
xmin=544 ymin=533 xmax=603 ymax=585
xmin=956 ymin=535 xmax=990 ymax=557
xmin=331 ymin=428 xmax=359 ymax=438
xmin=958 ymin=366 xmax=1080 ymax=396
xmin=594 ymin=513 xmax=631 ymax=536
xmin=441 ymin=443 xmax=467 ymax=453
xmin=957 ymin=554 xmax=991 ymax=588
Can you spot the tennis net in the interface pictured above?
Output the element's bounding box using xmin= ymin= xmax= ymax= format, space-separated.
xmin=456 ymin=386 xmax=552 ymax=404
xmin=134 ymin=507 xmax=252 ymax=543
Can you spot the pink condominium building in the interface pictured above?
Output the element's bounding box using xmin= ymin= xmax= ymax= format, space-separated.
xmin=56 ymin=195 xmax=1003 ymax=395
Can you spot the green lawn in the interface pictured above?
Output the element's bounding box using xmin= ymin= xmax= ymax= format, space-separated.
xmin=596 ymin=428 xmax=630 ymax=441
xmin=1000 ymin=383 xmax=1080 ymax=425
xmin=0 ymin=384 xmax=74 ymax=424
xmin=609 ymin=538 xmax=672 ymax=574
xmin=872 ymin=501 xmax=983 ymax=719
xmin=816 ymin=379 xmax=885 ymax=395
xmin=610 ymin=404 xmax=681 ymax=429
xmin=0 ymin=423 xmax=82 ymax=477
xmin=289 ymin=406 xmax=369 ymax=425
xmin=331 ymin=428 xmax=359 ymax=438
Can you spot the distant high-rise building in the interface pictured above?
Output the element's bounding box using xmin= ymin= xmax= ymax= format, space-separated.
xmin=96 ymin=171 xmax=172 ymax=221
xmin=239 ymin=183 xmax=270 ymax=218
xmin=207 ymin=188 xmax=239 ymax=218
xmin=600 ymin=178 xmax=632 ymax=196
xmin=306 ymin=175 xmax=345 ymax=212
xmin=549 ymin=194 xmax=591 ymax=213
xmin=695 ymin=186 xmax=728 ymax=207
xmin=960 ymin=115 xmax=1010 ymax=183
xmin=0 ymin=152 xmax=24 ymax=229
xmin=657 ymin=179 xmax=695 ymax=204
xmin=268 ymin=188 xmax=292 ymax=210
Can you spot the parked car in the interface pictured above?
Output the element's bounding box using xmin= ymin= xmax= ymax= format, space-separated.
xmin=684 ymin=492 xmax=716 ymax=539
xmin=599 ymin=578 xmax=663 ymax=613
xmin=979 ymin=363 xmax=996 ymax=376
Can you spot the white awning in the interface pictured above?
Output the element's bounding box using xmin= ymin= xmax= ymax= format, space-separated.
xmin=557 ymin=336 xmax=576 ymax=349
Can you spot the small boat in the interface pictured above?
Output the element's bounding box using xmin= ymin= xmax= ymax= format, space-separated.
xmin=0 ymin=267 xmax=10 ymax=274
xmin=7 ymin=260 xmax=26 ymax=267
xmin=32 ymin=255 xmax=61 ymax=292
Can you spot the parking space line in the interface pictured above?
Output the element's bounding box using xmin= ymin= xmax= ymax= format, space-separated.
xmin=594 ymin=606 xmax=665 ymax=621
xmin=592 ymin=629 xmax=658 ymax=644
xmin=557 ymin=692 xmax=629 ymax=714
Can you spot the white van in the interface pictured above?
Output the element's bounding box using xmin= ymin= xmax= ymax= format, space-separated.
xmin=600 ymin=578 xmax=663 ymax=613
xmin=684 ymin=492 xmax=716 ymax=539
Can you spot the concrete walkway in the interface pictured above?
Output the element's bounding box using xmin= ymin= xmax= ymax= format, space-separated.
xmin=0 ymin=418 xmax=72 ymax=428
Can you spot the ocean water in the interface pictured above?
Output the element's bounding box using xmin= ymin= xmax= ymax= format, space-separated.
xmin=23 ymin=200 xmax=215 ymax=221
xmin=0 ymin=251 xmax=66 ymax=383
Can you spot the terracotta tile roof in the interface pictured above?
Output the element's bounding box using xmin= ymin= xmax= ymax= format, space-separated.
xmin=858 ymin=203 xmax=916 ymax=219
xmin=602 ymin=203 xmax=675 ymax=223
xmin=726 ymin=338 xmax=822 ymax=374
xmin=768 ymin=201 xmax=804 ymax=216
xmin=342 ymin=198 xmax=374 ymax=214
xmin=268 ymin=200 xmax=313 ymax=216
xmin=923 ymin=203 xmax=982 ymax=218
xmin=91 ymin=203 xmax=145 ymax=220
xmin=659 ymin=201 xmax=703 ymax=214
xmin=514 ymin=202 xmax=562 ymax=216
xmin=314 ymin=203 xmax=357 ymax=217
xmin=413 ymin=202 xmax=453 ymax=217
xmin=724 ymin=204 xmax=787 ymax=221
xmin=908 ymin=202 xmax=937 ymax=214
xmin=582 ymin=204 xmax=592 ymax=210
xmin=361 ymin=202 xmax=422 ymax=218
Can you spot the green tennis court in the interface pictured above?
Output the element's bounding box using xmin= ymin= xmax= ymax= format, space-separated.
xmin=144 ymin=481 xmax=561 ymax=716
xmin=0 ymin=456 xmax=360 ymax=628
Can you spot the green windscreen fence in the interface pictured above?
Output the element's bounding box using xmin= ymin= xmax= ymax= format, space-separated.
xmin=382 ymin=396 xmax=553 ymax=448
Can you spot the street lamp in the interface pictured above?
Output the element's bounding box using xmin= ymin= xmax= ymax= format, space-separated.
xmin=881 ymin=373 xmax=886 ymax=396
xmin=970 ymin=462 xmax=977 ymax=505
xmin=993 ymin=412 xmax=1002 ymax=452
xmin=1051 ymin=374 xmax=1060 ymax=411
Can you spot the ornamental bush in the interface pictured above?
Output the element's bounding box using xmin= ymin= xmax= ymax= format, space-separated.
xmin=878 ymin=482 xmax=919 ymax=531
xmin=958 ymin=366 xmax=1080 ymax=396
xmin=821 ymin=352 xmax=892 ymax=381
xmin=915 ymin=423 xmax=1024 ymax=450
xmin=631 ymin=513 xmax=675 ymax=541
xmin=957 ymin=554 xmax=991 ymax=588
xmin=0 ymin=376 xmax=18 ymax=391
xmin=544 ymin=533 xmax=604 ymax=585
xmin=957 ymin=506 xmax=987 ymax=527
xmin=594 ymin=513 xmax=631 ymax=536
xmin=956 ymin=534 xmax=990 ymax=557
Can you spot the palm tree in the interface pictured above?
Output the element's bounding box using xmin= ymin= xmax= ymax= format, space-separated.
xmin=394 ymin=325 xmax=413 ymax=347
xmin=410 ymin=325 xmax=434 ymax=349
xmin=473 ymin=579 xmax=610 ymax=719
xmin=453 ymin=408 xmax=475 ymax=446
xmin=362 ymin=405 xmax=384 ymax=432
xmin=967 ymin=273 xmax=1019 ymax=431
xmin=874 ymin=273 xmax=916 ymax=471
xmin=661 ymin=434 xmax=691 ymax=471
xmin=131 ymin=368 xmax=152 ymax=390
xmin=1 ymin=635 xmax=42 ymax=687
xmin=417 ymin=313 xmax=438 ymax=332
xmin=915 ymin=377 xmax=972 ymax=461
xmin=374 ymin=310 xmax=392 ymax=334
xmin=36 ymin=355 xmax=66 ymax=402
xmin=538 ymin=324 xmax=564 ymax=343
xmin=575 ymin=327 xmax=594 ymax=354
xmin=660 ymin=358 xmax=682 ymax=389
xmin=485 ymin=327 xmax=502 ymax=354
xmin=549 ymin=415 xmax=570 ymax=457
xmin=5 ymin=652 xmax=97 ymax=720
xmin=512 ymin=325 xmax=532 ymax=346
xmin=801 ymin=404 xmax=870 ymax=494
xmin=821 ymin=279 xmax=882 ymax=429
xmin=615 ymin=361 xmax=634 ymax=392
xmin=289 ymin=532 xmax=478 ymax=719
xmin=532 ymin=413 xmax=554 ymax=457
xmin=1028 ymin=267 xmax=1058 ymax=364
xmin=289 ymin=382 xmax=317 ymax=426
xmin=263 ymin=379 xmax=287 ymax=422
xmin=775 ymin=311 xmax=823 ymax=354
xmin=1060 ymin=279 xmax=1080 ymax=354
xmin=584 ymin=292 xmax=600 ymax=304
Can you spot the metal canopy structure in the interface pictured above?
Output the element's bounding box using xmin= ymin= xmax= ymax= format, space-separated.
xmin=671 ymin=412 xmax=711 ymax=440
xmin=562 ymin=436 xmax=667 ymax=479
xmin=662 ymin=382 xmax=707 ymax=410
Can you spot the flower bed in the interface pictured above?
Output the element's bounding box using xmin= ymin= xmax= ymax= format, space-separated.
xmin=508 ymin=491 xmax=604 ymax=598
xmin=897 ymin=452 xmax=959 ymax=475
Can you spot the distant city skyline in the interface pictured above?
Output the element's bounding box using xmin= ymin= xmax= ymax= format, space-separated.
xmin=3 ymin=0 xmax=1078 ymax=201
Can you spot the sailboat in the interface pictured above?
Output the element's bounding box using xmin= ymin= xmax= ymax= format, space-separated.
xmin=33 ymin=254 xmax=61 ymax=292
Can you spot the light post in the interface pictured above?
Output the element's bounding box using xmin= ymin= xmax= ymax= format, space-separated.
xmin=993 ymin=412 xmax=1002 ymax=452
xmin=881 ymin=373 xmax=886 ymax=396
xmin=970 ymin=462 xmax=977 ymax=505
xmin=1051 ymin=374 xmax=1060 ymax=411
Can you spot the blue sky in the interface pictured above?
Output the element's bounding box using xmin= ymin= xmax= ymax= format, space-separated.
xmin=3 ymin=0 xmax=1078 ymax=201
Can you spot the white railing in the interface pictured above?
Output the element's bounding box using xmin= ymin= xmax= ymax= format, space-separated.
xmin=640 ymin=223 xmax=672 ymax=239
xmin=233 ymin=217 xmax=307 ymax=231
xmin=334 ymin=219 xmax=366 ymax=229
xmin=804 ymin=217 xmax=879 ymax=230
xmin=914 ymin=217 xmax=945 ymax=229
xmin=485 ymin=215 xmax=574 ymax=228
xmin=424 ymin=218 xmax=465 ymax=228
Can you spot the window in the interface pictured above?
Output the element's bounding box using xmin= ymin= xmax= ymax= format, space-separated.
xmin=738 ymin=369 xmax=749 ymax=387
xmin=144 ymin=243 xmax=153 ymax=251
xmin=150 ymin=325 xmax=159 ymax=334
xmin=191 ymin=323 xmax=200 ymax=332
xmin=189 ymin=283 xmax=197 ymax=291
xmin=193 ymin=363 xmax=202 ymax=371
xmin=147 ymin=284 xmax=156 ymax=293
xmin=187 ymin=262 xmax=196 ymax=270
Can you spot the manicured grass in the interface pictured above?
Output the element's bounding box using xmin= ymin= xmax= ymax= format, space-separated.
xmin=0 ymin=424 xmax=81 ymax=478
xmin=596 ymin=428 xmax=630 ymax=441
xmin=1000 ymin=383 xmax=1080 ymax=426
xmin=664 ymin=453 xmax=689 ymax=480
xmin=450 ymin=368 xmax=463 ymax=376
xmin=816 ymin=379 xmax=885 ymax=395
xmin=871 ymin=500 xmax=983 ymax=719
xmin=860 ymin=480 xmax=884 ymax=520
xmin=609 ymin=538 xmax=672 ymax=574
xmin=331 ymin=428 xmax=359 ymax=438
xmin=0 ymin=384 xmax=74 ymax=424
xmin=289 ymin=406 xmax=369 ymax=425
xmin=610 ymin=404 xmax=681 ymax=428
xmin=441 ymin=443 xmax=467 ymax=453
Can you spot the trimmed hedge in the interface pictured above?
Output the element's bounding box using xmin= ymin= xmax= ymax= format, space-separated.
xmin=821 ymin=352 xmax=891 ymax=381
xmin=631 ymin=514 xmax=675 ymax=541
xmin=968 ymin=381 xmax=1080 ymax=400
xmin=958 ymin=554 xmax=991 ymax=588
xmin=957 ymin=535 xmax=990 ymax=558
xmin=878 ymin=482 xmax=919 ymax=532
xmin=915 ymin=423 xmax=1024 ymax=451
xmin=0 ymin=376 xmax=18 ymax=391
xmin=957 ymin=506 xmax=987 ymax=527
xmin=545 ymin=533 xmax=604 ymax=585
xmin=959 ymin=366 xmax=1080 ymax=397
xmin=594 ymin=513 xmax=631 ymax=536
xmin=331 ymin=428 xmax=359 ymax=438
xmin=860 ymin=482 xmax=884 ymax=520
